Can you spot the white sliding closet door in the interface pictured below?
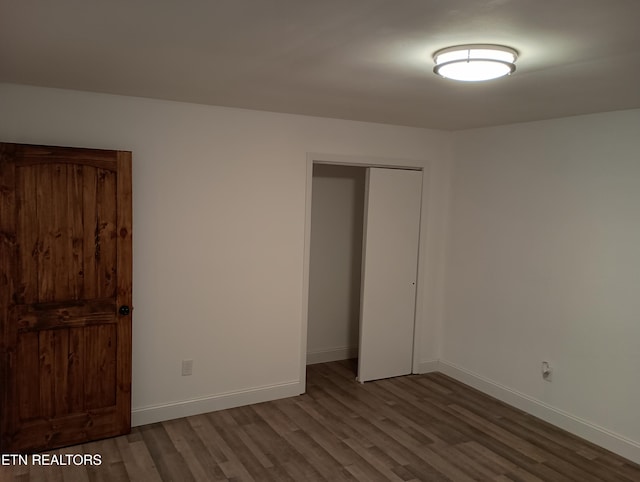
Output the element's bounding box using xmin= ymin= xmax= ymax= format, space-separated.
xmin=358 ymin=168 xmax=422 ymax=382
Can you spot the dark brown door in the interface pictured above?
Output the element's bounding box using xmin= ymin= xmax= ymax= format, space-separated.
xmin=0 ymin=143 xmax=132 ymax=452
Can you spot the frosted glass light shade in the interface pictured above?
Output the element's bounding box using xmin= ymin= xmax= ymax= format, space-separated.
xmin=433 ymin=45 xmax=517 ymax=81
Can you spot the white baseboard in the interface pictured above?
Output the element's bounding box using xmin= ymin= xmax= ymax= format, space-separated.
xmin=131 ymin=380 xmax=302 ymax=427
xmin=307 ymin=346 xmax=358 ymax=365
xmin=416 ymin=359 xmax=439 ymax=374
xmin=438 ymin=360 xmax=640 ymax=465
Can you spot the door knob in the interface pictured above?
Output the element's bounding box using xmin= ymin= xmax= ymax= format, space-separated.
xmin=119 ymin=305 xmax=131 ymax=316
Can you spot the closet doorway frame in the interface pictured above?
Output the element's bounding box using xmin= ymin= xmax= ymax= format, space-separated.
xmin=300 ymin=152 xmax=430 ymax=390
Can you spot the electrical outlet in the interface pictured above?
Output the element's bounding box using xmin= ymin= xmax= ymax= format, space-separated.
xmin=182 ymin=359 xmax=193 ymax=376
xmin=541 ymin=361 xmax=552 ymax=381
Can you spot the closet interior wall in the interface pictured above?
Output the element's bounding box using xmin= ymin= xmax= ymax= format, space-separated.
xmin=306 ymin=164 xmax=366 ymax=368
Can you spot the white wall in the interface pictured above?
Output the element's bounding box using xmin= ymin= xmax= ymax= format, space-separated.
xmin=445 ymin=109 xmax=640 ymax=461
xmin=307 ymin=165 xmax=365 ymax=364
xmin=0 ymin=83 xmax=452 ymax=424
xmin=2 ymin=82 xmax=638 ymax=463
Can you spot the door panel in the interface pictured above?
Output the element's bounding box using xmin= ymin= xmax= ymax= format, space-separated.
xmin=358 ymin=168 xmax=422 ymax=382
xmin=0 ymin=143 xmax=132 ymax=453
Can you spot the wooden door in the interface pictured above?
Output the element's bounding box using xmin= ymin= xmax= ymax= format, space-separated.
xmin=358 ymin=168 xmax=422 ymax=382
xmin=0 ymin=143 xmax=132 ymax=452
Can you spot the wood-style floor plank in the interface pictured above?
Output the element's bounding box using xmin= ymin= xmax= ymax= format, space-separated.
xmin=3 ymin=360 xmax=640 ymax=481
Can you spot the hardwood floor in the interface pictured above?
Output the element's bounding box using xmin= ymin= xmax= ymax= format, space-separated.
xmin=2 ymin=360 xmax=639 ymax=481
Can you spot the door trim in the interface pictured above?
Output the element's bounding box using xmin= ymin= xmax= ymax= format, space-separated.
xmin=300 ymin=153 xmax=429 ymax=390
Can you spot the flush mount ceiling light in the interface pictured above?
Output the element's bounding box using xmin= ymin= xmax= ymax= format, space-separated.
xmin=433 ymin=44 xmax=518 ymax=82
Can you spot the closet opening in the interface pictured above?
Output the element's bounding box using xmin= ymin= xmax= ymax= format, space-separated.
xmin=302 ymin=156 xmax=424 ymax=387
xmin=306 ymin=164 xmax=366 ymax=378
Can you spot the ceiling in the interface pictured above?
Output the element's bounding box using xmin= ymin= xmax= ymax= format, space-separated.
xmin=2 ymin=0 xmax=640 ymax=130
